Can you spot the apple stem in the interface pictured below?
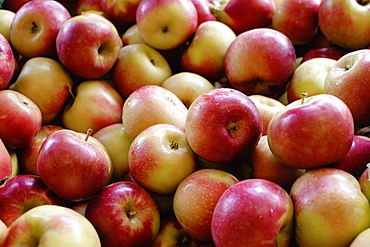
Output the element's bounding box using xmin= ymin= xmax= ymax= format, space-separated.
xmin=85 ymin=129 xmax=92 ymax=142
xmin=301 ymin=93 xmax=308 ymax=105
xmin=181 ymin=234 xmax=191 ymax=244
xmin=68 ymin=85 xmax=75 ymax=99
xmin=209 ymin=0 xmax=229 ymax=20
xmin=170 ymin=141 xmax=179 ymax=150
xmin=127 ymin=210 xmax=137 ymax=218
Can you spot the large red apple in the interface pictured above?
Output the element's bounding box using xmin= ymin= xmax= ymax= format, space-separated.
xmin=0 ymin=33 xmax=16 ymax=90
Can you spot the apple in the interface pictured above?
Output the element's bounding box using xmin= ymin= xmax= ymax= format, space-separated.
xmin=16 ymin=125 xmax=64 ymax=176
xmin=271 ymin=0 xmax=321 ymax=45
xmin=129 ymin=123 xmax=197 ymax=194
xmin=0 ymin=90 xmax=42 ymax=150
xmin=0 ymin=219 xmax=7 ymax=243
xmin=287 ymin=57 xmax=336 ymax=103
xmin=75 ymin=0 xmax=105 ymax=15
xmin=37 ymin=129 xmax=112 ymax=202
xmin=349 ymin=228 xmax=370 ymax=247
xmin=267 ymin=94 xmax=354 ymax=169
xmin=2 ymin=0 xmax=33 ymax=12
xmin=92 ymin=123 xmax=132 ymax=183
xmin=10 ymin=0 xmax=71 ymax=58
xmin=0 ymin=174 xmax=70 ymax=227
xmin=136 ymin=0 xmax=198 ymax=50
xmin=318 ymin=0 xmax=370 ymax=50
xmin=122 ymin=85 xmax=188 ymax=141
xmin=0 ymin=139 xmax=12 ymax=187
xmin=0 ymin=33 xmax=16 ymax=90
xmin=211 ymin=178 xmax=294 ymax=246
xmin=324 ymin=49 xmax=370 ymax=127
xmin=225 ymin=28 xmax=296 ymax=97
xmin=248 ymin=94 xmax=285 ymax=136
xmin=56 ymin=12 xmax=123 ymax=79
xmin=181 ymin=20 xmax=236 ymax=82
xmin=85 ymin=181 xmax=161 ymax=247
xmin=293 ymin=28 xmax=335 ymax=58
xmin=191 ymin=0 xmax=217 ymax=26
xmin=291 ymin=168 xmax=370 ymax=247
xmin=1 ymin=205 xmax=101 ymax=246
xmin=300 ymin=46 xmax=348 ymax=63
xmin=9 ymin=57 xmax=74 ymax=124
xmin=62 ymin=80 xmax=124 ymax=135
xmin=185 ymin=88 xmax=263 ymax=163
xmin=111 ymin=44 xmax=172 ymax=98
xmin=173 ymin=168 xmax=239 ymax=242
xmin=0 ymin=9 xmax=15 ymax=42
xmin=70 ymin=200 xmax=89 ymax=217
xmin=121 ymin=24 xmax=147 ymax=46
xmin=209 ymin=0 xmax=276 ymax=35
xmin=161 ymin=72 xmax=215 ymax=108
xmin=8 ymin=149 xmax=19 ymax=179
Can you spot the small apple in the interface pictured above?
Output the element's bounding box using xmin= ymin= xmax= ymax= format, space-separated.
xmin=85 ymin=181 xmax=161 ymax=247
xmin=121 ymin=24 xmax=146 ymax=46
xmin=191 ymin=0 xmax=217 ymax=26
xmin=0 ymin=9 xmax=15 ymax=42
xmin=0 ymin=33 xmax=16 ymax=90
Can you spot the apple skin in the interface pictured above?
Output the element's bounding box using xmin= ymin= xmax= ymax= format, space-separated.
xmin=111 ymin=44 xmax=172 ymax=98
xmin=272 ymin=0 xmax=321 ymax=45
xmin=300 ymin=46 xmax=348 ymax=63
xmin=56 ymin=12 xmax=123 ymax=79
xmin=185 ymin=88 xmax=263 ymax=163
xmin=129 ymin=123 xmax=197 ymax=194
xmin=325 ymin=49 xmax=370 ymax=127
xmin=9 ymin=0 xmax=71 ymax=58
xmin=0 ymin=9 xmax=15 ymax=42
xmin=287 ymin=57 xmax=336 ymax=103
xmin=191 ymin=0 xmax=217 ymax=26
xmin=349 ymin=228 xmax=370 ymax=247
xmin=173 ymin=168 xmax=239 ymax=242
xmin=0 ymin=139 xmax=12 ymax=187
xmin=359 ymin=167 xmax=370 ymax=202
xmin=225 ymin=28 xmax=296 ymax=98
xmin=0 ymin=33 xmax=15 ymax=91
xmin=75 ymin=0 xmax=105 ymax=15
xmin=136 ymin=0 xmax=198 ymax=50
xmin=0 ymin=90 xmax=42 ymax=150
xmin=121 ymin=24 xmax=147 ymax=46
xmin=329 ymin=135 xmax=370 ymax=178
xmin=267 ymin=94 xmax=354 ymax=169
xmin=85 ymin=181 xmax=161 ymax=247
xmin=181 ymin=20 xmax=236 ymax=82
xmin=210 ymin=0 xmax=276 ymax=35
xmin=122 ymin=85 xmax=188 ymax=141
xmin=291 ymin=168 xmax=370 ymax=247
xmin=318 ymin=0 xmax=370 ymax=50
xmin=37 ymin=129 xmax=112 ymax=202
xmin=1 ymin=205 xmax=101 ymax=247
xmin=62 ymin=80 xmax=124 ymax=135
xmin=16 ymin=125 xmax=64 ymax=176
xmin=0 ymin=174 xmax=71 ymax=227
xmin=211 ymin=178 xmax=294 ymax=246
xmin=9 ymin=57 xmax=74 ymax=124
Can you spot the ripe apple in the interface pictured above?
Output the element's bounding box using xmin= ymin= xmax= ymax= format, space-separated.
xmin=62 ymin=80 xmax=124 ymax=134
xmin=291 ymin=167 xmax=370 ymax=247
xmin=129 ymin=123 xmax=197 ymax=194
xmin=272 ymin=0 xmax=321 ymax=45
xmin=225 ymin=28 xmax=296 ymax=97
xmin=0 ymin=139 xmax=12 ymax=187
xmin=1 ymin=205 xmax=101 ymax=246
xmin=300 ymin=46 xmax=348 ymax=63
xmin=191 ymin=0 xmax=217 ymax=26
xmin=121 ymin=24 xmax=146 ymax=46
xmin=136 ymin=0 xmax=198 ymax=50
xmin=211 ymin=178 xmax=294 ymax=246
xmin=268 ymin=94 xmax=354 ymax=169
xmin=0 ymin=33 xmax=16 ymax=90
xmin=85 ymin=181 xmax=161 ymax=247
xmin=9 ymin=0 xmax=71 ymax=58
xmin=325 ymin=49 xmax=370 ymax=127
xmin=56 ymin=12 xmax=123 ymax=79
xmin=8 ymin=149 xmax=19 ymax=179
xmin=359 ymin=166 xmax=370 ymax=202
xmin=111 ymin=44 xmax=172 ymax=98
xmin=92 ymin=123 xmax=132 ymax=183
xmin=16 ymin=125 xmax=64 ymax=176
xmin=181 ymin=20 xmax=236 ymax=82
xmin=349 ymin=228 xmax=370 ymax=247
xmin=209 ymin=0 xmax=276 ymax=35
xmin=122 ymin=85 xmax=188 ymax=141
xmin=0 ymin=219 xmax=7 ymax=243
xmin=248 ymin=94 xmax=285 ymax=136
xmin=185 ymin=88 xmax=263 ymax=163
xmin=287 ymin=57 xmax=336 ymax=103
xmin=0 ymin=90 xmax=42 ymax=149
xmin=75 ymin=0 xmax=105 ymax=15
xmin=0 ymin=9 xmax=15 ymax=42
xmin=9 ymin=57 xmax=74 ymax=124
xmin=173 ymin=168 xmax=239 ymax=242
xmin=318 ymin=0 xmax=370 ymax=50
xmin=161 ymin=72 xmax=214 ymax=108
xmin=99 ymin=0 xmax=141 ymax=30
xmin=37 ymin=129 xmax=112 ymax=201
xmin=0 ymin=174 xmax=70 ymax=227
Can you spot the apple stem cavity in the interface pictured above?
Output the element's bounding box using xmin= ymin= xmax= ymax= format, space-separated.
xmin=170 ymin=141 xmax=179 ymax=150
xmin=358 ymin=0 xmax=370 ymax=5
xmin=68 ymin=85 xmax=75 ymax=99
xmin=162 ymin=26 xmax=169 ymax=33
xmin=344 ymin=64 xmax=353 ymax=70
xmin=301 ymin=93 xmax=308 ymax=105
xmin=85 ymin=129 xmax=93 ymax=142
xmin=127 ymin=210 xmax=137 ymax=219
xmin=31 ymin=21 xmax=38 ymax=34
xmin=228 ymin=122 xmax=239 ymax=133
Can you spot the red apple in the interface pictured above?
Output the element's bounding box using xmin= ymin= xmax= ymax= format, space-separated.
xmin=85 ymin=181 xmax=161 ymax=247
xmin=121 ymin=24 xmax=146 ymax=46
xmin=37 ymin=129 xmax=112 ymax=202
xmin=225 ymin=28 xmax=296 ymax=97
xmin=0 ymin=174 xmax=70 ymax=227
xmin=0 ymin=90 xmax=42 ymax=149
xmin=0 ymin=139 xmax=12 ymax=187
xmin=56 ymin=12 xmax=123 ymax=79
xmin=0 ymin=33 xmax=15 ymax=90
xmin=267 ymin=94 xmax=354 ymax=169
xmin=185 ymin=88 xmax=263 ymax=163
xmin=300 ymin=46 xmax=348 ymax=63
xmin=191 ymin=0 xmax=217 ymax=26
xmin=211 ymin=178 xmax=294 ymax=246
xmin=9 ymin=0 xmax=71 ymax=58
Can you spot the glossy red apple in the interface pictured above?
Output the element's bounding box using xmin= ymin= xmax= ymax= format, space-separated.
xmin=0 ymin=33 xmax=16 ymax=90
xmin=300 ymin=46 xmax=348 ymax=63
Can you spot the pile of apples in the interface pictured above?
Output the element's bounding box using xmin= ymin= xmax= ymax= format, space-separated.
xmin=1 ymin=0 xmax=370 ymax=246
